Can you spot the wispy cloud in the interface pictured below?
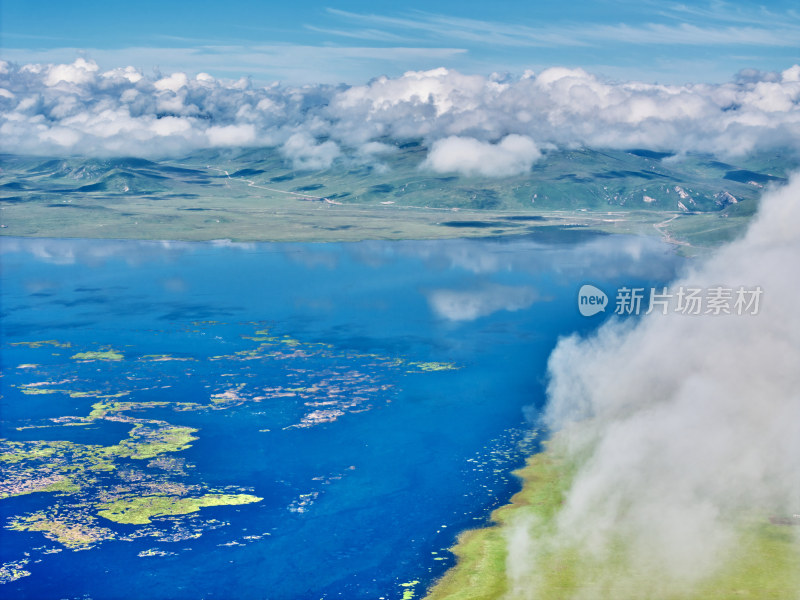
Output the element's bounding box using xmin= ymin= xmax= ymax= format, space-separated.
xmin=325 ymin=9 xmax=592 ymax=48
xmin=586 ymin=22 xmax=800 ymax=47
xmin=303 ymin=25 xmax=414 ymax=43
xmin=1 ymin=32 xmax=76 ymax=43
xmin=654 ymin=0 xmax=800 ymax=28
xmin=324 ymin=5 xmax=800 ymax=48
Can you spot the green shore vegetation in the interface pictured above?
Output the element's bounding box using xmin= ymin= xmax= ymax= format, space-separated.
xmin=425 ymin=441 xmax=800 ymax=600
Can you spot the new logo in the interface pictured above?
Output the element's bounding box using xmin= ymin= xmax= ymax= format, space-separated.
xmin=578 ymin=284 xmax=608 ymax=317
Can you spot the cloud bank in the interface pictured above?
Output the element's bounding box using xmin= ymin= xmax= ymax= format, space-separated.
xmin=507 ymin=175 xmax=800 ymax=596
xmin=1 ymin=59 xmax=800 ymax=168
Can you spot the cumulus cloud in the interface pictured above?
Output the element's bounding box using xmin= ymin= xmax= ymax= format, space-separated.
xmin=206 ymin=123 xmax=257 ymax=146
xmin=507 ymin=175 xmax=800 ymax=596
xmin=42 ymin=57 xmax=99 ymax=87
xmin=423 ymin=135 xmax=541 ymax=177
xmin=428 ymin=283 xmax=538 ymax=321
xmin=281 ymin=132 xmax=341 ymax=170
xmin=1 ymin=59 xmax=800 ymax=161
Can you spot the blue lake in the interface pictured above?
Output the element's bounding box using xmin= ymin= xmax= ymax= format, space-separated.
xmin=0 ymin=233 xmax=682 ymax=599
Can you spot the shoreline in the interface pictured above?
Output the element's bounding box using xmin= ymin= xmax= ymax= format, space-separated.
xmin=422 ymin=439 xmax=572 ymax=600
xmin=0 ymin=220 xmax=609 ymax=245
xmin=0 ymin=191 xmax=756 ymax=256
xmin=0 ymin=205 xmax=739 ymax=257
xmin=0 ymin=205 xmax=640 ymax=243
xmin=423 ymin=435 xmax=800 ymax=600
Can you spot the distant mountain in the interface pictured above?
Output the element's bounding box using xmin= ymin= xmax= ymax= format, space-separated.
xmin=1 ymin=145 xmax=794 ymax=220
xmin=1 ymin=154 xmax=220 ymax=201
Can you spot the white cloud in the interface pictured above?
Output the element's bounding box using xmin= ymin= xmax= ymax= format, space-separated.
xmin=206 ymin=123 xmax=256 ymax=146
xmin=40 ymin=126 xmax=81 ymax=148
xmin=423 ymin=135 xmax=541 ymax=177
xmin=0 ymin=45 xmax=467 ymax=87
xmin=1 ymin=59 xmax=799 ymax=160
xmin=150 ymin=116 xmax=192 ymax=137
xmin=357 ymin=141 xmax=395 ymax=156
xmin=281 ymin=132 xmax=341 ymax=170
xmin=101 ymin=66 xmax=143 ymax=83
xmin=154 ymin=72 xmax=189 ymax=92
xmin=43 ymin=57 xmax=98 ymax=87
xmin=506 ymin=175 xmax=800 ymax=595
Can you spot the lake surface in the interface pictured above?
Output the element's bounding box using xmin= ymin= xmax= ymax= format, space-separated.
xmin=0 ymin=233 xmax=682 ymax=599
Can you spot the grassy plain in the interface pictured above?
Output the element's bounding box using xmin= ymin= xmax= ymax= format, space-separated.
xmin=0 ymin=146 xmax=785 ymax=251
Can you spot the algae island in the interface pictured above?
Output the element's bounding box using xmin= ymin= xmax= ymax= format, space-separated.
xmin=0 ymin=321 xmax=463 ymax=585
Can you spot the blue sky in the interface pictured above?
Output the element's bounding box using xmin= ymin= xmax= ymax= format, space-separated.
xmin=1 ymin=0 xmax=799 ymax=84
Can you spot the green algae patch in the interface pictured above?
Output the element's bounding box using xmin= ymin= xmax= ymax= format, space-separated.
xmin=67 ymin=390 xmax=101 ymax=398
xmin=0 ymin=559 xmax=32 ymax=584
xmin=18 ymin=386 xmax=119 ymax=398
xmin=9 ymin=512 xmax=115 ymax=549
xmin=3 ymin=318 xmax=472 ymax=573
xmin=401 ymin=580 xmax=420 ymax=599
xmin=407 ymin=361 xmax=459 ymax=372
xmin=104 ymin=425 xmax=198 ymax=460
xmin=19 ymin=387 xmax=59 ymax=395
xmin=138 ymin=548 xmax=175 ymax=557
xmin=424 ymin=441 xmax=800 ymax=600
xmin=96 ymin=493 xmax=263 ymax=524
xmin=71 ymin=348 xmax=123 ymax=361
xmin=88 ymin=400 xmax=170 ymax=420
xmin=241 ymin=328 xmax=280 ymax=342
xmin=38 ymin=477 xmax=80 ymax=495
xmin=0 ymin=445 xmax=59 ymax=464
xmin=139 ymin=354 xmax=195 ymax=362
xmin=0 ymin=475 xmax=80 ymax=499
xmin=10 ymin=340 xmax=71 ymax=349
xmin=210 ymin=385 xmax=246 ymax=405
xmin=390 ymin=358 xmax=460 ymax=372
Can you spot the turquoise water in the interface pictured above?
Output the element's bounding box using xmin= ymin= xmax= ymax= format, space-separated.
xmin=0 ymin=234 xmax=681 ymax=599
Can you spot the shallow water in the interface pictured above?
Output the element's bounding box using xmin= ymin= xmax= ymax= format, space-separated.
xmin=0 ymin=234 xmax=682 ymax=599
